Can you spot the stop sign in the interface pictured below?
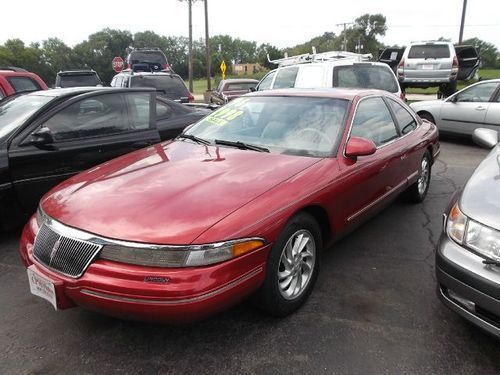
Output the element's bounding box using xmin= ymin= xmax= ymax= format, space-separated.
xmin=112 ymin=57 xmax=124 ymax=73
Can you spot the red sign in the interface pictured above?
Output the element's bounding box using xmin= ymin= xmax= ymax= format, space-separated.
xmin=112 ymin=57 xmax=124 ymax=73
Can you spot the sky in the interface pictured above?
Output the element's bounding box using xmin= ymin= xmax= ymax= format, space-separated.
xmin=1 ymin=0 xmax=499 ymax=50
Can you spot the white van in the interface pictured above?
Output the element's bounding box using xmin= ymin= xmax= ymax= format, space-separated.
xmin=256 ymin=52 xmax=403 ymax=100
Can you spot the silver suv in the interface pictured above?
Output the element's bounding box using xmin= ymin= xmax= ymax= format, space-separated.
xmin=379 ymin=41 xmax=480 ymax=97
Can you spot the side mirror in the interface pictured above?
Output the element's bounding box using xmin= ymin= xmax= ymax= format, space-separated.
xmin=30 ymin=127 xmax=56 ymax=150
xmin=448 ymin=95 xmax=458 ymax=103
xmin=249 ymin=87 xmax=256 ymax=92
xmin=472 ymin=128 xmax=498 ymax=149
xmin=345 ymin=136 xmax=377 ymax=159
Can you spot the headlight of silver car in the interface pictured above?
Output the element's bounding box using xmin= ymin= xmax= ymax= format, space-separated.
xmin=99 ymin=238 xmax=266 ymax=268
xmin=446 ymin=202 xmax=500 ymax=262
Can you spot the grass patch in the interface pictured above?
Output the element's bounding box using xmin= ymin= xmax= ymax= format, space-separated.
xmin=406 ymin=68 xmax=500 ymax=94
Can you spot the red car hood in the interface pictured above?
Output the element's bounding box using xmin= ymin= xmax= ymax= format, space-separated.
xmin=41 ymin=141 xmax=320 ymax=244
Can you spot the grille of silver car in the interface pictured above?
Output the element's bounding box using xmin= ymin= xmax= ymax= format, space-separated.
xmin=33 ymin=224 xmax=102 ymax=278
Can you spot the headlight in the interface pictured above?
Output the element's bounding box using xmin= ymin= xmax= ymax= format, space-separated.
xmin=446 ymin=202 xmax=500 ymax=261
xmin=99 ymin=238 xmax=266 ymax=268
xmin=465 ymin=220 xmax=500 ymax=262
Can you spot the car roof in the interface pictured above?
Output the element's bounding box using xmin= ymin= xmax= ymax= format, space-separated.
xmin=273 ymin=60 xmax=392 ymax=70
xmin=0 ymin=70 xmax=41 ymax=77
xmin=246 ymin=87 xmax=389 ymax=100
xmin=222 ymin=78 xmax=259 ymax=84
xmin=119 ymin=71 xmax=180 ymax=78
xmin=57 ymin=70 xmax=97 ymax=75
xmin=23 ymin=86 xmax=155 ymax=98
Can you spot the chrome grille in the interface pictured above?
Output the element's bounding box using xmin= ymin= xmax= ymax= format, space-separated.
xmin=33 ymin=224 xmax=102 ymax=278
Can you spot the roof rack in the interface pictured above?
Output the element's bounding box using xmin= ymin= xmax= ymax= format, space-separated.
xmin=267 ymin=47 xmax=373 ymax=67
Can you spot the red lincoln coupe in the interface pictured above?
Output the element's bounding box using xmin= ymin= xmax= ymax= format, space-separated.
xmin=19 ymin=88 xmax=439 ymax=322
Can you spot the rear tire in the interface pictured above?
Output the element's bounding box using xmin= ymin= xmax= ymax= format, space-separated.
xmin=418 ymin=112 xmax=435 ymax=125
xmin=405 ymin=151 xmax=432 ymax=203
xmin=255 ymin=213 xmax=321 ymax=317
xmin=442 ymin=81 xmax=457 ymax=97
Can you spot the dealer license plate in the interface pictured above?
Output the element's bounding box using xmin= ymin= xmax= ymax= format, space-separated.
xmin=27 ymin=266 xmax=57 ymax=310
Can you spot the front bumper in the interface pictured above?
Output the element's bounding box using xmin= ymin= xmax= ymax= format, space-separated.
xmin=436 ymin=234 xmax=500 ymax=338
xmin=20 ymin=217 xmax=269 ymax=322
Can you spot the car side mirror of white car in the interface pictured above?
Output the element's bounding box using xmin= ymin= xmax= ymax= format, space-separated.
xmin=473 ymin=128 xmax=498 ymax=149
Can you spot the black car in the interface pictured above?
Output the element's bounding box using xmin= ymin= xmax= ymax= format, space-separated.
xmin=0 ymin=87 xmax=210 ymax=228
xmin=55 ymin=70 xmax=102 ymax=88
xmin=436 ymin=128 xmax=500 ymax=337
xmin=126 ymin=47 xmax=170 ymax=71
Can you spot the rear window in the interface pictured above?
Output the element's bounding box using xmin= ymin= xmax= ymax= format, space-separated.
xmin=408 ymin=44 xmax=451 ymax=59
xmin=129 ymin=51 xmax=167 ymax=65
xmin=58 ymin=74 xmax=100 ymax=88
xmin=273 ymin=67 xmax=299 ymax=89
xmin=130 ymin=75 xmax=189 ymax=99
xmin=226 ymin=82 xmax=256 ymax=91
xmin=333 ymin=65 xmax=399 ymax=93
xmin=7 ymin=77 xmax=41 ymax=93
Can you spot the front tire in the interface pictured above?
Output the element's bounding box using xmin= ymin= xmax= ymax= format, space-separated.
xmin=405 ymin=151 xmax=432 ymax=203
xmin=256 ymin=213 xmax=321 ymax=316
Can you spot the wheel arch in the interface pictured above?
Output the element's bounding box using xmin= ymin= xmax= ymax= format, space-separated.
xmin=295 ymin=205 xmax=332 ymax=247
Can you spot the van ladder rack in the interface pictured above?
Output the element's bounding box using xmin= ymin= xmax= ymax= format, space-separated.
xmin=267 ymin=47 xmax=372 ymax=67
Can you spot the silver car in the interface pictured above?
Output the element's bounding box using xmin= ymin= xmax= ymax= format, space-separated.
xmin=410 ymin=79 xmax=500 ymax=137
xmin=436 ymin=128 xmax=500 ymax=337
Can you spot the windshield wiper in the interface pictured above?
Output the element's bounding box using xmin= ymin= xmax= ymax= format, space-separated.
xmin=483 ymin=259 xmax=500 ymax=267
xmin=177 ymin=133 xmax=211 ymax=145
xmin=214 ymin=139 xmax=269 ymax=153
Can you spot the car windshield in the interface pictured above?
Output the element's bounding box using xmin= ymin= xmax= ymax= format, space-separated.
xmin=59 ymin=74 xmax=100 ymax=87
xmin=0 ymin=94 xmax=53 ymax=142
xmin=408 ymin=45 xmax=450 ymax=59
xmin=131 ymin=75 xmax=189 ymax=99
xmin=185 ymin=96 xmax=349 ymax=157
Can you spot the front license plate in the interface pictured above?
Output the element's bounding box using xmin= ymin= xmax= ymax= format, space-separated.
xmin=27 ymin=266 xmax=57 ymax=310
xmin=422 ymin=64 xmax=434 ymax=70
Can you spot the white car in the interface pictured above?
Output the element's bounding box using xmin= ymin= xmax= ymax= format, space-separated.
xmin=410 ymin=79 xmax=500 ymax=137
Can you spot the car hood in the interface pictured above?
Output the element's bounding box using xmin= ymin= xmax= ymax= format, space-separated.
xmin=461 ymin=144 xmax=500 ymax=231
xmin=41 ymin=141 xmax=320 ymax=244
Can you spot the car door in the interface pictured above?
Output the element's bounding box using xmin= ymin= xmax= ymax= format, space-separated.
xmin=8 ymin=90 xmax=160 ymax=213
xmin=378 ymin=47 xmax=404 ymax=73
xmin=455 ymin=45 xmax=480 ymax=81
xmin=155 ymin=98 xmax=199 ymax=140
xmin=336 ymin=96 xmax=406 ymax=225
xmin=439 ymin=81 xmax=500 ymax=135
xmin=484 ymin=89 xmax=500 ymax=131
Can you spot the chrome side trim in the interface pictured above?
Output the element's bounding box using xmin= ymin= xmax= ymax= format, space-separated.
xmin=79 ymin=266 xmax=264 ymax=305
xmin=407 ymin=170 xmax=419 ymax=183
xmin=347 ymin=179 xmax=407 ymax=222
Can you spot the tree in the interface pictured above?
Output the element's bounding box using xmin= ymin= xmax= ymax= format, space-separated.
xmin=339 ymin=14 xmax=387 ymax=56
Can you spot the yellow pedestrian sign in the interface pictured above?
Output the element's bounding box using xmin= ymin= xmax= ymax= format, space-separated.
xmin=220 ymin=60 xmax=227 ymax=79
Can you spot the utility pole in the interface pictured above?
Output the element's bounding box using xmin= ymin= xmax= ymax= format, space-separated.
xmin=336 ymin=22 xmax=354 ymax=51
xmin=458 ymin=0 xmax=467 ymax=44
xmin=204 ymin=0 xmax=211 ymax=91
xmin=188 ymin=0 xmax=193 ymax=93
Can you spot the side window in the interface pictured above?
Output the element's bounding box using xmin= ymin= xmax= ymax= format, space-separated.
xmin=257 ymin=71 xmax=276 ymax=91
xmin=156 ymin=100 xmax=172 ymax=117
xmin=455 ymin=82 xmax=499 ymax=103
xmin=295 ymin=66 xmax=324 ymax=88
xmin=7 ymin=77 xmax=41 ymax=93
xmin=273 ymin=67 xmax=299 ymax=89
xmin=124 ymin=92 xmax=151 ymax=130
xmin=387 ymin=99 xmax=417 ymax=135
xmin=43 ymin=94 xmax=129 ymax=141
xmin=351 ymin=97 xmax=399 ymax=147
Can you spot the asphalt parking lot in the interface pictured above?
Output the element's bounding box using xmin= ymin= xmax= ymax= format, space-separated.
xmin=1 ymin=139 xmax=499 ymax=375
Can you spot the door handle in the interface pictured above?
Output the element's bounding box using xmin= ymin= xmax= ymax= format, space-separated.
xmin=475 ymin=106 xmax=486 ymax=111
